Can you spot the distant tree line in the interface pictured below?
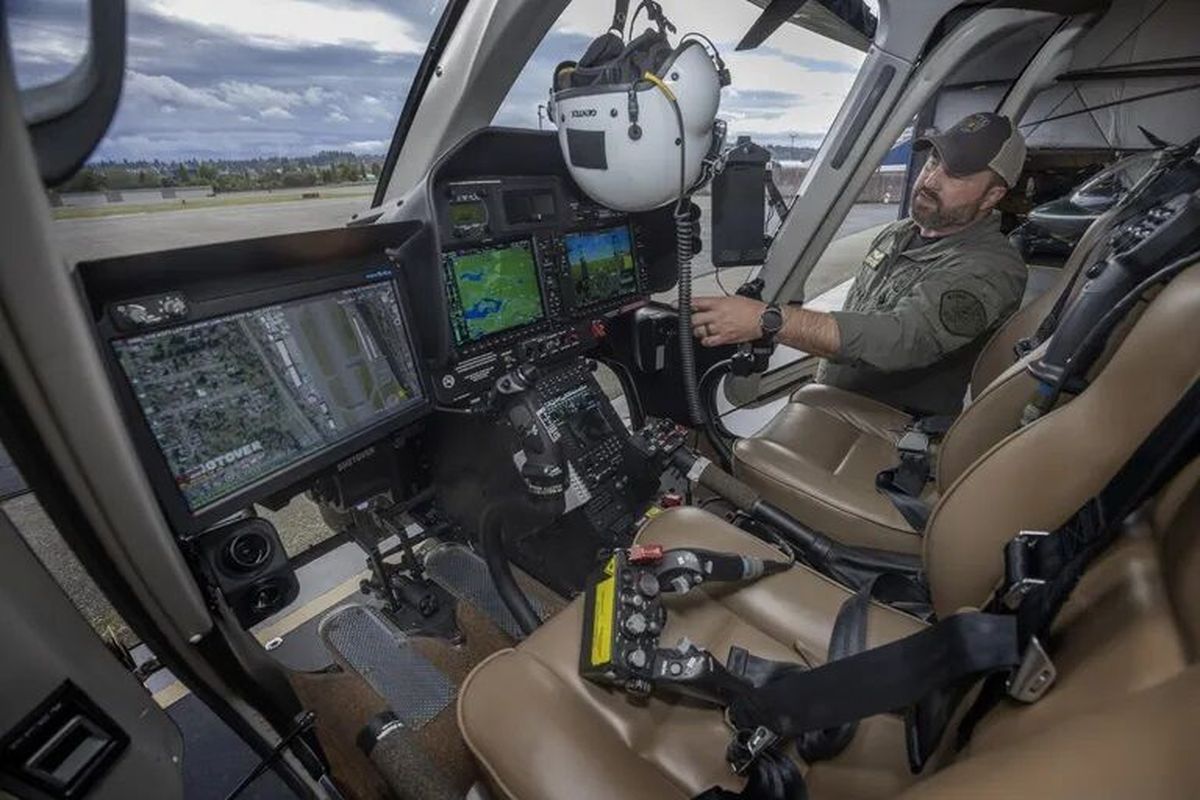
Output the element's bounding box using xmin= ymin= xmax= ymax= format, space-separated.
xmin=765 ymin=144 xmax=818 ymax=162
xmin=55 ymin=151 xmax=385 ymax=194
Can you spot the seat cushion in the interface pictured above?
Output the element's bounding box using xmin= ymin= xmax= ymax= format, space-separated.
xmin=732 ymin=384 xmax=925 ymax=554
xmin=458 ymin=508 xmax=925 ymax=800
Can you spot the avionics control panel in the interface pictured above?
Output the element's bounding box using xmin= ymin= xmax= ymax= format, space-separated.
xmin=432 ymin=176 xmax=651 ymax=406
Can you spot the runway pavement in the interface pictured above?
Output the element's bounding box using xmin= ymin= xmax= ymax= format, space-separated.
xmin=5 ymin=192 xmax=897 ymax=645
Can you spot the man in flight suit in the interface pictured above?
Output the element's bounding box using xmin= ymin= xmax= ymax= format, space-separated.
xmin=692 ymin=112 xmax=1028 ymax=415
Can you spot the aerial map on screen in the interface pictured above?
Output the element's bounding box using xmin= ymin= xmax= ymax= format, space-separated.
xmin=564 ymin=225 xmax=637 ymax=306
xmin=444 ymin=239 xmax=544 ymax=344
xmin=112 ymin=281 xmax=424 ymax=512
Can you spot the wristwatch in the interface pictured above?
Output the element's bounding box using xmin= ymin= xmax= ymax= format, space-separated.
xmin=759 ymin=302 xmax=785 ymax=340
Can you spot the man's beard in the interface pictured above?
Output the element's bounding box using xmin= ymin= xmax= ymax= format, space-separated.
xmin=911 ymin=186 xmax=980 ymax=230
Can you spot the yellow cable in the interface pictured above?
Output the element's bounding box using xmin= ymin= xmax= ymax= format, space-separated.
xmin=641 ymin=70 xmax=677 ymax=102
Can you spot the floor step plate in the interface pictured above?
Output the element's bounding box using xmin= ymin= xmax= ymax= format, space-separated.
xmin=424 ymin=544 xmax=549 ymax=640
xmin=319 ymin=604 xmax=454 ymax=729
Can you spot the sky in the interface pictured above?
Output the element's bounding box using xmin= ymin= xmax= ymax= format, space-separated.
xmin=7 ymin=0 xmax=869 ymax=162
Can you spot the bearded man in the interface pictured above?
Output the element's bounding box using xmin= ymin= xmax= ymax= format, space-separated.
xmin=692 ymin=112 xmax=1029 ymax=415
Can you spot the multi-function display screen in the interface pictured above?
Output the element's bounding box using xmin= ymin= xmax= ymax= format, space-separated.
xmin=563 ymin=225 xmax=637 ymax=306
xmin=112 ymin=281 xmax=424 ymax=512
xmin=443 ymin=239 xmax=545 ymax=345
xmin=448 ymin=200 xmax=487 ymax=227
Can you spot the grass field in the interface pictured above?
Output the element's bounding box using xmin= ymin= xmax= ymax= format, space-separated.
xmin=53 ymin=186 xmax=375 ymax=220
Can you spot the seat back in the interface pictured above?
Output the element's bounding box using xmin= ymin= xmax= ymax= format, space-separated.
xmin=924 ymin=261 xmax=1200 ymax=616
xmin=901 ymin=458 xmax=1200 ymax=798
xmin=969 ymin=200 xmax=1126 ymax=394
xmin=935 ymin=206 xmax=1127 ymax=490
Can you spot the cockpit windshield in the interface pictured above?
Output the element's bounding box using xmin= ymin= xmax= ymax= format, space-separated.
xmin=9 ymin=0 xmax=453 ymax=260
xmin=493 ymin=0 xmax=867 ymax=153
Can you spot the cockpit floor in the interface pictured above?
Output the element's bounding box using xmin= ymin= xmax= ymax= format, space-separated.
xmin=292 ymin=594 xmax=531 ymax=799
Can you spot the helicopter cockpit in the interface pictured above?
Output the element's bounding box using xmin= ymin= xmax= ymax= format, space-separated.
xmin=3 ymin=1 xmax=1200 ymax=800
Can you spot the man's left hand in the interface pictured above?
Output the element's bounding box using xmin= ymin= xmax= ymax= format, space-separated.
xmin=691 ymin=295 xmax=768 ymax=347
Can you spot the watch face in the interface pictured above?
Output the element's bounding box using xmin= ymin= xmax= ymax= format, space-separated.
xmin=761 ymin=305 xmax=784 ymax=334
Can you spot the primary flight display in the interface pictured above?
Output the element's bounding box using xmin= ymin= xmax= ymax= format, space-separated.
xmin=563 ymin=225 xmax=637 ymax=306
xmin=112 ymin=281 xmax=424 ymax=511
xmin=443 ymin=239 xmax=545 ymax=345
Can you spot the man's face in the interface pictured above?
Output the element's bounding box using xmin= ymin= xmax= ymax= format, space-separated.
xmin=910 ymin=150 xmax=1005 ymax=231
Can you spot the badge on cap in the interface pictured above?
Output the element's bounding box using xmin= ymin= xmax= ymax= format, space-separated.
xmin=959 ymin=113 xmax=991 ymax=132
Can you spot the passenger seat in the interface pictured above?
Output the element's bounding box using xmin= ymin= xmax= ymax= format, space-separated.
xmin=732 ymin=213 xmax=1114 ymax=554
xmin=457 ymin=262 xmax=1200 ymax=799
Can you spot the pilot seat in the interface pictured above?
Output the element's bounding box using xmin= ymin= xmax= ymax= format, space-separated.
xmin=731 ymin=210 xmax=1123 ymax=554
xmin=456 ymin=260 xmax=1200 ymax=798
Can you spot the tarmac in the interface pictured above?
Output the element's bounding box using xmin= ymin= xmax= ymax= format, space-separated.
xmin=3 ymin=190 xmax=897 ymax=644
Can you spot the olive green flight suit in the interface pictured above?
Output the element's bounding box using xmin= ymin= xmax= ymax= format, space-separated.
xmin=818 ymin=212 xmax=1027 ymax=415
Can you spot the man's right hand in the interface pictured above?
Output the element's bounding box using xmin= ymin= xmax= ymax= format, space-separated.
xmin=693 ymin=295 xmax=843 ymax=359
xmin=690 ymin=296 xmax=768 ymax=347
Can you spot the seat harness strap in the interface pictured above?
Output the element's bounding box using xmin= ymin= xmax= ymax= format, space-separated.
xmin=957 ymin=376 xmax=1200 ymax=746
xmin=875 ymin=415 xmax=956 ymax=532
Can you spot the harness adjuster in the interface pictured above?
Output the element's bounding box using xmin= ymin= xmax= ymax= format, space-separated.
xmin=727 ymin=726 xmax=779 ymax=775
xmin=896 ymin=429 xmax=931 ymax=458
xmin=1001 ymin=530 xmax=1050 ymax=610
xmin=1007 ymin=635 xmax=1057 ymax=703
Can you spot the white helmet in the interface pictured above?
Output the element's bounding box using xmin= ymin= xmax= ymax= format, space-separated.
xmin=549 ymin=9 xmax=727 ymax=213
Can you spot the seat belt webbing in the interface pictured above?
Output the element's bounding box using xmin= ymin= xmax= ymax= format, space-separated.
xmin=874 ymin=415 xmax=955 ymax=532
xmin=727 ymin=612 xmax=1019 ymax=737
xmin=956 ymin=376 xmax=1200 ymax=746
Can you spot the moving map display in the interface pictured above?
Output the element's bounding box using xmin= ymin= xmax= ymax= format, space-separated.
xmin=112 ymin=281 xmax=424 ymax=512
xmin=443 ymin=239 xmax=544 ymax=345
xmin=564 ymin=225 xmax=637 ymax=306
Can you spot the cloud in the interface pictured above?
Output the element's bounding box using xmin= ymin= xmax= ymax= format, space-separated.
xmin=341 ymin=139 xmax=389 ymax=154
xmin=12 ymin=0 xmax=867 ymax=160
xmin=259 ymin=106 xmax=295 ymax=120
xmin=358 ymin=94 xmax=396 ymax=121
xmin=219 ymin=80 xmax=303 ymax=109
xmin=142 ymin=0 xmax=428 ymax=55
xmin=303 ymin=86 xmax=337 ymax=106
xmin=125 ymin=71 xmax=234 ymax=110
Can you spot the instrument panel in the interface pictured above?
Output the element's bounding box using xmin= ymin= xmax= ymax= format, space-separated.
xmin=430 ymin=175 xmax=651 ymax=406
xmin=77 ymin=222 xmax=430 ymax=535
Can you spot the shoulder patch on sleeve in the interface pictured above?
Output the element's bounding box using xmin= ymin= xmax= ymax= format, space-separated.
xmin=939 ymin=289 xmax=987 ymax=337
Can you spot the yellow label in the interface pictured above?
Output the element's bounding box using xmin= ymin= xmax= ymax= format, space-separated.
xmin=603 ymin=555 xmax=616 ymax=576
xmin=590 ymin=572 xmax=616 ymax=666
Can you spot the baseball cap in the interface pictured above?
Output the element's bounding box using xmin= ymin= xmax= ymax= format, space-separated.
xmin=913 ymin=112 xmax=1026 ymax=188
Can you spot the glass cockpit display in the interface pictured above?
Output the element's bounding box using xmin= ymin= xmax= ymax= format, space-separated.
xmin=443 ymin=239 xmax=545 ymax=345
xmin=563 ymin=225 xmax=637 ymax=306
xmin=448 ymin=199 xmax=487 ymax=229
xmin=112 ymin=281 xmax=424 ymax=512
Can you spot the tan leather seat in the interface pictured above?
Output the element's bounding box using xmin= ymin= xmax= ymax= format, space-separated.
xmin=460 ymin=510 xmax=924 ymax=800
xmin=461 ymin=475 xmax=1200 ymax=799
xmin=732 ymin=215 xmax=1115 ymax=553
xmin=459 ymin=264 xmax=1200 ymax=799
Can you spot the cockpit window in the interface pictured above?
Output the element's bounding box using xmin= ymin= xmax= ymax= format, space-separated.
xmin=494 ymin=0 xmax=867 ymax=153
xmin=9 ymin=0 xmax=451 ymax=261
xmin=7 ymin=0 xmax=90 ymax=89
xmin=4 ymin=0 xmax=453 ymax=625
